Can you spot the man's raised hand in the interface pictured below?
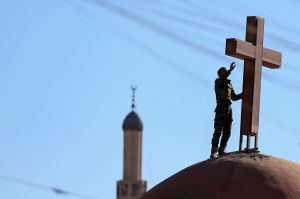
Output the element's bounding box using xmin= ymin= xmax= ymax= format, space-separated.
xmin=229 ymin=62 xmax=236 ymax=72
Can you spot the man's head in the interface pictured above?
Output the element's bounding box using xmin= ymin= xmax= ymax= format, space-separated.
xmin=218 ymin=67 xmax=229 ymax=79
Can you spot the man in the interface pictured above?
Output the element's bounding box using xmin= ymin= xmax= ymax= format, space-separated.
xmin=210 ymin=62 xmax=242 ymax=158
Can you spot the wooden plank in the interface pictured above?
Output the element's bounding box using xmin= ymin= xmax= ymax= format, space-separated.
xmin=250 ymin=17 xmax=264 ymax=134
xmin=239 ymin=135 xmax=243 ymax=151
xmin=225 ymin=39 xmax=255 ymax=60
xmin=240 ymin=59 xmax=254 ymax=135
xmin=262 ymin=48 xmax=282 ymax=68
xmin=225 ymin=16 xmax=282 ymax=150
xmin=246 ymin=135 xmax=251 ymax=149
xmin=226 ymin=39 xmax=282 ymax=69
xmin=239 ymin=16 xmax=264 ymax=136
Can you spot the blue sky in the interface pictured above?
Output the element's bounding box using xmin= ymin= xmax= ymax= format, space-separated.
xmin=0 ymin=0 xmax=300 ymax=198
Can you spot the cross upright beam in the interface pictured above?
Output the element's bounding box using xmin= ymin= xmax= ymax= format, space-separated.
xmin=225 ymin=16 xmax=282 ymax=151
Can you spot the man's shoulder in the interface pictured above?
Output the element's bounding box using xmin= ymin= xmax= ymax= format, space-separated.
xmin=215 ymin=78 xmax=231 ymax=83
xmin=215 ymin=78 xmax=222 ymax=83
xmin=215 ymin=78 xmax=232 ymax=86
xmin=215 ymin=78 xmax=224 ymax=89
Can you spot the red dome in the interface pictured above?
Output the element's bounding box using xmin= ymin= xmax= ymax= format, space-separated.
xmin=141 ymin=152 xmax=300 ymax=199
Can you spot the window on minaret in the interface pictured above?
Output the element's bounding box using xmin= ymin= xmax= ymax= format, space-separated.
xmin=117 ymin=185 xmax=120 ymax=196
xmin=132 ymin=183 xmax=139 ymax=196
xmin=121 ymin=184 xmax=128 ymax=196
xmin=141 ymin=184 xmax=147 ymax=193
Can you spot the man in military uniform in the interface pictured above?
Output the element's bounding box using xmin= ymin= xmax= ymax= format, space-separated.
xmin=210 ymin=62 xmax=242 ymax=158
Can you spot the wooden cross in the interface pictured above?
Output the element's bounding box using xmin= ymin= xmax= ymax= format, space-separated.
xmin=225 ymin=16 xmax=282 ymax=151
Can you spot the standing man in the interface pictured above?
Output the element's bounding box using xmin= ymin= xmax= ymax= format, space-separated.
xmin=210 ymin=62 xmax=242 ymax=158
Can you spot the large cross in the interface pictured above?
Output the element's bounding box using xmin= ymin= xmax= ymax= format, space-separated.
xmin=225 ymin=16 xmax=282 ymax=151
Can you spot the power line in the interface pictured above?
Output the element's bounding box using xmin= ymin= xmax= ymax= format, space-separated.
xmin=170 ymin=0 xmax=300 ymax=51
xmin=121 ymin=0 xmax=300 ymax=74
xmin=86 ymin=0 xmax=300 ymax=93
xmin=63 ymin=0 xmax=300 ymax=139
xmin=120 ymin=1 xmax=228 ymax=36
xmin=69 ymin=0 xmax=300 ymax=136
xmin=65 ymin=0 xmax=211 ymax=88
xmin=0 ymin=174 xmax=100 ymax=199
xmin=71 ymin=0 xmax=299 ymax=94
xmin=124 ymin=0 xmax=300 ymax=58
xmin=86 ymin=0 xmax=227 ymax=63
xmin=125 ymin=0 xmax=300 ymax=88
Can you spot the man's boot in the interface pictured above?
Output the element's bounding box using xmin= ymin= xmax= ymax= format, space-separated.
xmin=210 ymin=146 xmax=218 ymax=158
xmin=218 ymin=146 xmax=227 ymax=156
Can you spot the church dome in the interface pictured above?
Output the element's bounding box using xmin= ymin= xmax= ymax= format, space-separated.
xmin=122 ymin=111 xmax=143 ymax=131
xmin=141 ymin=152 xmax=300 ymax=199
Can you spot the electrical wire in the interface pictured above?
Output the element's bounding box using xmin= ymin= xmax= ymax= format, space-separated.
xmin=65 ymin=0 xmax=300 ymax=139
xmin=63 ymin=0 xmax=210 ymax=88
xmin=87 ymin=0 xmax=227 ymax=63
xmin=122 ymin=0 xmax=300 ymax=66
xmin=120 ymin=0 xmax=300 ymax=74
xmin=161 ymin=0 xmax=300 ymax=51
xmin=0 ymin=174 xmax=100 ymax=199
xmin=83 ymin=0 xmax=300 ymax=93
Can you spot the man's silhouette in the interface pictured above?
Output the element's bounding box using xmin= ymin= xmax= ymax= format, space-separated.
xmin=210 ymin=62 xmax=242 ymax=158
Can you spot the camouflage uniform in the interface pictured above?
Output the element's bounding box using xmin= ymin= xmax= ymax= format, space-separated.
xmin=211 ymin=78 xmax=242 ymax=149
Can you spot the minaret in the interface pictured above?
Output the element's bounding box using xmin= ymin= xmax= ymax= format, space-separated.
xmin=117 ymin=86 xmax=147 ymax=199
